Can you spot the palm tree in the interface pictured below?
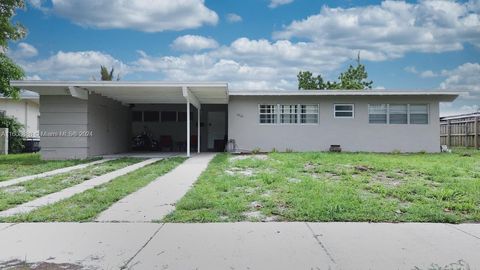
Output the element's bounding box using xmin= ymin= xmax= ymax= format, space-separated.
xmin=100 ymin=65 xmax=114 ymax=81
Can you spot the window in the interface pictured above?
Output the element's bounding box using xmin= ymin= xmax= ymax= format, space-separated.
xmin=132 ymin=111 xmax=142 ymax=122
xmin=143 ymin=111 xmax=159 ymax=122
xmin=368 ymin=104 xmax=387 ymax=124
xmin=178 ymin=111 xmax=194 ymax=122
xmin=389 ymin=104 xmax=408 ymax=124
xmin=334 ymin=104 xmax=354 ymax=118
xmin=410 ymin=104 xmax=428 ymax=124
xmin=161 ymin=111 xmax=177 ymax=122
xmin=259 ymin=105 xmax=277 ymax=124
xmin=300 ymin=105 xmax=319 ymax=124
xmin=280 ymin=105 xmax=298 ymax=124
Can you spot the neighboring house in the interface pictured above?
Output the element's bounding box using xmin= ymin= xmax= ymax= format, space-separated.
xmin=10 ymin=81 xmax=459 ymax=160
xmin=0 ymin=90 xmax=40 ymax=139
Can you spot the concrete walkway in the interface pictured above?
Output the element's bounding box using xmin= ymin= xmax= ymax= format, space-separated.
xmin=0 ymin=158 xmax=161 ymax=218
xmin=96 ymin=153 xmax=216 ymax=222
xmin=0 ymin=158 xmax=114 ymax=188
xmin=0 ymin=222 xmax=479 ymax=270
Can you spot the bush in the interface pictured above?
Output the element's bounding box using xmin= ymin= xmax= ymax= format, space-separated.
xmin=0 ymin=114 xmax=24 ymax=153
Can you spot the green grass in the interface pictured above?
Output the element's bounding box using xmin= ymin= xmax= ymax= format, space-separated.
xmin=165 ymin=149 xmax=480 ymax=223
xmin=1 ymin=157 xmax=185 ymax=222
xmin=0 ymin=153 xmax=97 ymax=182
xmin=0 ymin=158 xmax=141 ymax=212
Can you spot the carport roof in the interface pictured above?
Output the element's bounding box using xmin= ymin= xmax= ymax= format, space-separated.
xmin=10 ymin=81 xmax=229 ymax=104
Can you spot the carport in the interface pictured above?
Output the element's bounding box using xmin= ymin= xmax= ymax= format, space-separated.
xmin=10 ymin=81 xmax=229 ymax=159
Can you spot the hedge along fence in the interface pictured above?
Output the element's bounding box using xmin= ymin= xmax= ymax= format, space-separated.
xmin=0 ymin=128 xmax=7 ymax=154
xmin=0 ymin=114 xmax=24 ymax=153
xmin=440 ymin=115 xmax=479 ymax=148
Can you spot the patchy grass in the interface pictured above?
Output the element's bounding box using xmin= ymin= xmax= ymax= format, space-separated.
xmin=0 ymin=153 xmax=97 ymax=182
xmin=165 ymin=149 xmax=480 ymax=223
xmin=0 ymin=158 xmax=141 ymax=212
xmin=1 ymin=157 xmax=185 ymax=222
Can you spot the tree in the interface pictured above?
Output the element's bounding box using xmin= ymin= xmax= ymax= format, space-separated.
xmin=0 ymin=53 xmax=24 ymax=98
xmin=0 ymin=0 xmax=26 ymax=98
xmin=100 ymin=65 xmax=120 ymax=81
xmin=0 ymin=114 xmax=24 ymax=153
xmin=297 ymin=53 xmax=372 ymax=90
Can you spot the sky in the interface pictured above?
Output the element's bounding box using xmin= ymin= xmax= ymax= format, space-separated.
xmin=6 ymin=0 xmax=480 ymax=116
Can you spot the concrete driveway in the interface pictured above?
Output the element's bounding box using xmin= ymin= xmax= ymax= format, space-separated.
xmin=0 ymin=222 xmax=479 ymax=270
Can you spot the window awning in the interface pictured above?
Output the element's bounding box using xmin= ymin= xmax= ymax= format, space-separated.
xmin=10 ymin=81 xmax=229 ymax=105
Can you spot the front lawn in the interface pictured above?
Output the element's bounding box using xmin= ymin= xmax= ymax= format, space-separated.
xmin=0 ymin=158 xmax=141 ymax=212
xmin=0 ymin=153 xmax=96 ymax=182
xmin=165 ymin=150 xmax=480 ymax=223
xmin=2 ymin=157 xmax=185 ymax=222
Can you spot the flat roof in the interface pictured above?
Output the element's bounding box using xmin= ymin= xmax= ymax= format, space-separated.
xmin=229 ymin=90 xmax=460 ymax=102
xmin=10 ymin=81 xmax=461 ymax=103
xmin=10 ymin=80 xmax=229 ymax=104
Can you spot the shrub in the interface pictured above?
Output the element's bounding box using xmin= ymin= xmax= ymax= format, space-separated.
xmin=0 ymin=114 xmax=24 ymax=153
xmin=252 ymin=147 xmax=261 ymax=154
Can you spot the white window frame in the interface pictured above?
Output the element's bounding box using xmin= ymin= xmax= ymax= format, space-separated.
xmin=279 ymin=104 xmax=299 ymax=124
xmin=258 ymin=104 xmax=278 ymax=125
xmin=299 ymin=104 xmax=319 ymax=125
xmin=388 ymin=103 xmax=408 ymax=125
xmin=408 ymin=104 xmax=429 ymax=125
xmin=368 ymin=104 xmax=388 ymax=124
xmin=334 ymin=104 xmax=355 ymax=119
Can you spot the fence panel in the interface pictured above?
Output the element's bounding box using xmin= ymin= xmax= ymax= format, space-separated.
xmin=440 ymin=116 xmax=479 ymax=148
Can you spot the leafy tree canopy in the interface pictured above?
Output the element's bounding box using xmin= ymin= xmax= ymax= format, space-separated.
xmin=298 ymin=54 xmax=373 ymax=90
xmin=0 ymin=0 xmax=26 ymax=98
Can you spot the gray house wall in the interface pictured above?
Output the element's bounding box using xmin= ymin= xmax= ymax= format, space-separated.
xmin=228 ymin=95 xmax=441 ymax=153
xmin=39 ymin=95 xmax=89 ymax=159
xmin=39 ymin=94 xmax=129 ymax=159
xmin=87 ymin=93 xmax=130 ymax=157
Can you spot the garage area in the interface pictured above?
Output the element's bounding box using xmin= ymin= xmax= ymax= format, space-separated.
xmin=12 ymin=81 xmax=229 ymax=159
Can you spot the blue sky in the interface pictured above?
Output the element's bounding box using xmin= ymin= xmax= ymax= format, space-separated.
xmin=7 ymin=0 xmax=480 ymax=115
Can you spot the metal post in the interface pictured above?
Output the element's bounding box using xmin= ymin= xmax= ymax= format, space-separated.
xmin=447 ymin=119 xmax=451 ymax=147
xmin=475 ymin=116 xmax=479 ymax=149
xmin=197 ymin=107 xmax=201 ymax=153
xmin=187 ymin=101 xmax=190 ymax=157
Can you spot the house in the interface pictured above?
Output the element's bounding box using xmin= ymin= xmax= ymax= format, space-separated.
xmin=0 ymin=90 xmax=40 ymax=140
xmin=10 ymin=80 xmax=459 ymax=159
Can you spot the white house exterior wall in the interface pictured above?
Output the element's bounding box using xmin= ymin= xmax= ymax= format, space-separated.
xmin=228 ymin=95 xmax=441 ymax=153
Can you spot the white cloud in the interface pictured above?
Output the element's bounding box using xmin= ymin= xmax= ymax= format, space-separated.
xmin=33 ymin=0 xmax=218 ymax=32
xmin=419 ymin=70 xmax=438 ymax=78
xmin=274 ymin=1 xmax=480 ymax=60
xmin=8 ymin=42 xmax=38 ymax=59
xmin=440 ymin=103 xmax=479 ymax=117
xmin=171 ymin=35 xmax=219 ymax=51
xmin=269 ymin=0 xmax=294 ymax=8
xmin=404 ymin=66 xmax=418 ymax=74
xmin=226 ymin=13 xmax=242 ymax=23
xmin=440 ymin=63 xmax=480 ymax=94
xmin=19 ymin=51 xmax=128 ymax=80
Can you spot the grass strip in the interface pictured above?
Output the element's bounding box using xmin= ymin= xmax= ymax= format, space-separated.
xmin=0 ymin=158 xmax=141 ymax=212
xmin=0 ymin=153 xmax=98 ymax=182
xmin=1 ymin=157 xmax=185 ymax=222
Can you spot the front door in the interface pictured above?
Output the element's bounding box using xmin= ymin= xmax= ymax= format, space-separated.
xmin=207 ymin=111 xmax=226 ymax=151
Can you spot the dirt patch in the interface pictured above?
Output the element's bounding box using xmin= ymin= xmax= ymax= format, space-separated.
xmin=371 ymin=172 xmax=403 ymax=187
xmin=0 ymin=259 xmax=84 ymax=270
xmin=3 ymin=186 xmax=26 ymax=194
xmin=229 ymin=154 xmax=268 ymax=162
xmin=225 ymin=167 xmax=256 ymax=177
xmin=355 ymin=165 xmax=373 ymax=172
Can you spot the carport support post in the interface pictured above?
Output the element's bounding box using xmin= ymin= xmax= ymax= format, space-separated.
xmin=187 ymin=100 xmax=190 ymax=157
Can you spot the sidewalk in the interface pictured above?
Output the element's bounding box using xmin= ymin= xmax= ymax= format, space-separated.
xmin=96 ymin=153 xmax=216 ymax=222
xmin=0 ymin=222 xmax=478 ymax=270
